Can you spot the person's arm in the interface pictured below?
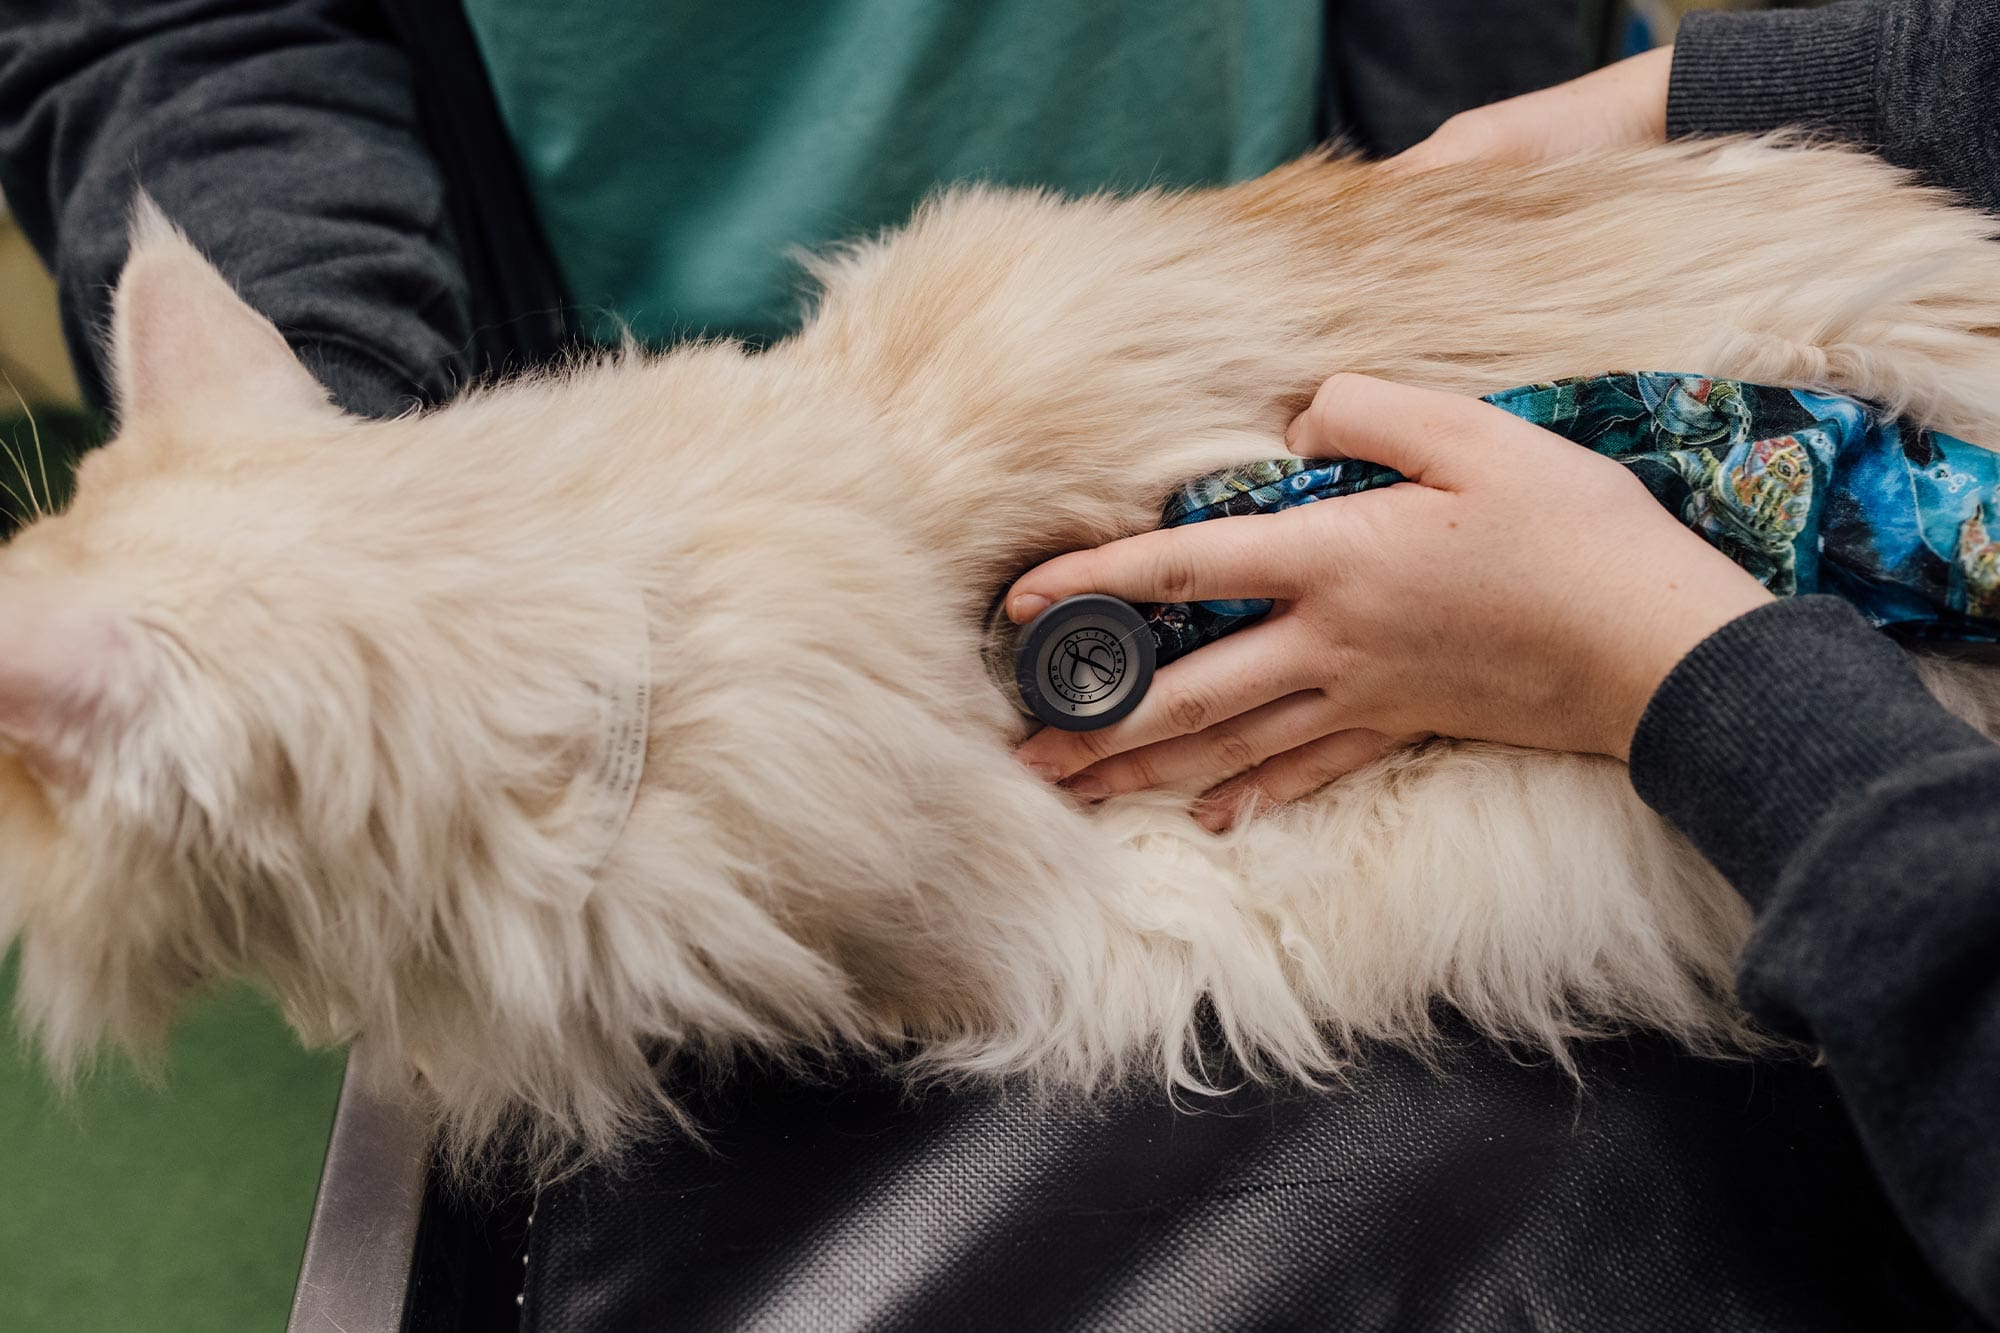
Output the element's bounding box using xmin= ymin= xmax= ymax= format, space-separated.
xmin=1669 ymin=0 xmax=2000 ymax=214
xmin=1003 ymin=375 xmax=2000 ymax=1323
xmin=0 ymin=0 xmax=474 ymax=419
xmin=1630 ymin=597 xmax=2000 ymax=1325
xmin=1394 ymin=0 xmax=2000 ymax=218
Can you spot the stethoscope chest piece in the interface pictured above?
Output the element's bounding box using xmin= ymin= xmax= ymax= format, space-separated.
xmin=1010 ymin=593 xmax=1156 ymax=732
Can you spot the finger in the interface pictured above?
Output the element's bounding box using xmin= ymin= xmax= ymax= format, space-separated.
xmin=1014 ymin=620 xmax=1314 ymax=781
xmin=1062 ymin=689 xmax=1338 ymax=798
xmin=1283 ymin=374 xmax=1549 ymax=488
xmin=1380 ymin=122 xmax=1485 ymax=178
xmin=1379 ymin=143 xmax=1442 ymax=177
xmin=1005 ymin=512 xmax=1310 ymax=623
xmin=1193 ymin=729 xmax=1400 ymax=832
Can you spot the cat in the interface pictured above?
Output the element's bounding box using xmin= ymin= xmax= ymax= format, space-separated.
xmin=6 ymin=138 xmax=2000 ymax=1168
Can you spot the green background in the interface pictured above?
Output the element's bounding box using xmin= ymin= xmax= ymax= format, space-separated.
xmin=0 ymin=953 xmax=344 ymax=1332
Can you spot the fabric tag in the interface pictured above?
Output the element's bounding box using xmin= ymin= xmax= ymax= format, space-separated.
xmin=573 ymin=618 xmax=652 ymax=872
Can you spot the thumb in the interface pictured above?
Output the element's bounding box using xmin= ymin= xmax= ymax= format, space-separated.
xmin=1284 ymin=374 xmax=1546 ymax=489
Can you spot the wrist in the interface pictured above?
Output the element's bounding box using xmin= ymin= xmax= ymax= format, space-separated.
xmin=1616 ymin=45 xmax=1673 ymax=144
xmin=1600 ymin=573 xmax=1773 ymax=761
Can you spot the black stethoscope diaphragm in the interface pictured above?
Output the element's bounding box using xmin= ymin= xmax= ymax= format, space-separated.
xmin=1003 ymin=593 xmax=1157 ymax=732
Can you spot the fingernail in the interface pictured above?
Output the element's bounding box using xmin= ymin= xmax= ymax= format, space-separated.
xmin=1008 ymin=593 xmax=1050 ymax=623
xmin=1193 ymin=799 xmax=1234 ymax=833
xmin=1016 ymin=756 xmax=1063 ymax=782
xmin=1064 ymin=775 xmax=1108 ymax=800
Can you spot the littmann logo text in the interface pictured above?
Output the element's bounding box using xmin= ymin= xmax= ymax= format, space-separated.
xmin=1048 ymin=627 xmax=1126 ymax=707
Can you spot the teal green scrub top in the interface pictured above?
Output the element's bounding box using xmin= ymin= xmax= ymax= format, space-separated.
xmin=459 ymin=1 xmax=1325 ymax=344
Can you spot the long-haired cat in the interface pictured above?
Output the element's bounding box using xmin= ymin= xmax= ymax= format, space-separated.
xmin=6 ymin=139 xmax=2000 ymax=1166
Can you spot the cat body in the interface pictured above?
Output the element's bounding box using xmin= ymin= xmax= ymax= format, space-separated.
xmin=7 ymin=139 xmax=2000 ymax=1162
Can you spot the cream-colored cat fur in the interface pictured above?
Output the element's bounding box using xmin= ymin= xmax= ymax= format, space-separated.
xmin=5 ymin=139 xmax=2000 ymax=1165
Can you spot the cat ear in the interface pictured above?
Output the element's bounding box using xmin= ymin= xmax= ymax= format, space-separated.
xmin=110 ymin=195 xmax=335 ymax=428
xmin=0 ymin=584 xmax=144 ymax=793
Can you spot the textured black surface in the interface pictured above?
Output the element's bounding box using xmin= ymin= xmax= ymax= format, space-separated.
xmin=403 ymin=1166 xmax=535 ymax=1333
xmin=518 ymin=1027 xmax=1979 ymax=1332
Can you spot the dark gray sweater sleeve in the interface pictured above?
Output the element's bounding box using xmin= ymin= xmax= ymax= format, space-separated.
xmin=0 ymin=0 xmax=473 ymax=418
xmin=1666 ymin=0 xmax=2000 ymax=214
xmin=1630 ymin=597 xmax=2000 ymax=1326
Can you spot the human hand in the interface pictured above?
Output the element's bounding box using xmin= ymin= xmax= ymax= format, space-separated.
xmin=1006 ymin=374 xmax=1774 ymax=829
xmin=1387 ymin=46 xmax=1673 ymax=175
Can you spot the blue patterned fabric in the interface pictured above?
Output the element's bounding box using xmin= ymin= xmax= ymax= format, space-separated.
xmin=1143 ymin=373 xmax=2000 ymax=666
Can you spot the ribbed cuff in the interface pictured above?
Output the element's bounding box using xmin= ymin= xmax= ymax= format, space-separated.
xmin=296 ymin=340 xmax=429 ymax=420
xmin=1629 ymin=597 xmax=1989 ymax=908
xmin=1666 ymin=1 xmax=1883 ymax=145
